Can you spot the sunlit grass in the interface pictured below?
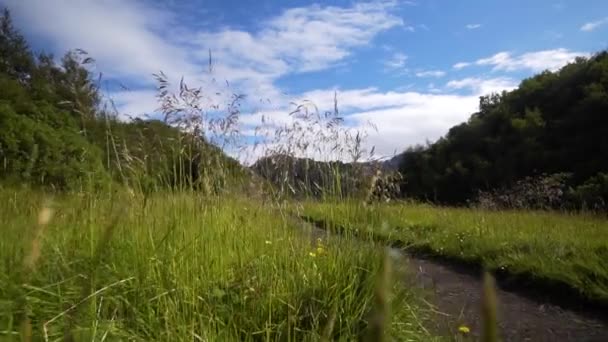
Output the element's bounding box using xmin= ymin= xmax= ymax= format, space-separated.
xmin=299 ymin=200 xmax=608 ymax=304
xmin=0 ymin=189 xmax=436 ymax=341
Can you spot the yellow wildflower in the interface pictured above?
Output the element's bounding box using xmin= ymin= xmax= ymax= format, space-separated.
xmin=265 ymin=240 xmax=272 ymax=245
xmin=458 ymin=325 xmax=470 ymax=334
xmin=309 ymin=252 xmax=316 ymax=257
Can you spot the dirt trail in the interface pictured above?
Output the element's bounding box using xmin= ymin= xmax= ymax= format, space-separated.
xmin=405 ymin=256 xmax=608 ymax=342
xmin=296 ymin=217 xmax=608 ymax=342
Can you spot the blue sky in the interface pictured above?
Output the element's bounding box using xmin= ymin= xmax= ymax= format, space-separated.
xmin=3 ymin=0 xmax=608 ymax=162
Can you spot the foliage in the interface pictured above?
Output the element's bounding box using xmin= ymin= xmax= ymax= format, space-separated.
xmin=0 ymin=103 xmax=107 ymax=189
xmin=365 ymin=169 xmax=403 ymax=204
xmin=0 ymin=9 xmax=247 ymax=193
xmin=0 ymin=189 xmax=435 ymax=341
xmin=399 ymin=52 xmax=608 ymax=207
xmin=568 ymin=172 xmax=608 ymax=211
xmin=476 ymin=173 xmax=571 ymax=210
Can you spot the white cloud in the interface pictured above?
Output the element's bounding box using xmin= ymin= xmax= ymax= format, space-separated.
xmin=109 ymin=80 xmax=520 ymax=162
xmin=456 ymin=48 xmax=589 ymax=72
xmin=226 ymin=77 xmax=519 ymax=161
xmin=453 ymin=62 xmax=471 ymax=69
xmin=475 ymin=51 xmax=512 ymax=69
xmin=415 ymin=70 xmax=446 ymax=78
xmin=580 ymin=17 xmax=608 ymax=32
xmin=479 ymin=49 xmax=588 ymax=72
xmin=348 ymin=93 xmax=478 ymax=157
xmin=196 ymin=2 xmax=403 ymax=75
xmin=2 ymin=0 xmax=562 ymax=163
xmin=238 ymin=92 xmax=480 ymax=161
xmin=7 ymin=0 xmax=197 ymax=81
xmin=109 ymin=89 xmax=159 ymax=120
xmin=465 ymin=24 xmax=482 ymax=30
xmin=239 ymin=110 xmax=294 ymax=127
xmin=446 ymin=77 xmax=518 ymax=95
xmin=348 ymin=77 xmax=519 ymax=156
xmin=298 ymin=87 xmax=418 ymax=112
xmin=288 ymin=77 xmax=517 ymax=158
xmin=7 ymin=0 xmax=403 ymax=107
xmin=384 ymin=52 xmax=408 ymax=69
xmin=427 ymin=83 xmax=442 ymax=93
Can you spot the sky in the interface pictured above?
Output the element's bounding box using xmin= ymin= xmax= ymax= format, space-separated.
xmin=3 ymin=0 xmax=608 ymax=163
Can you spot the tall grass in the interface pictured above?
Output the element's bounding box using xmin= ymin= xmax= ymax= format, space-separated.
xmin=0 ymin=56 xmax=495 ymax=341
xmin=299 ymin=200 xmax=608 ymax=304
xmin=0 ymin=189 xmax=438 ymax=341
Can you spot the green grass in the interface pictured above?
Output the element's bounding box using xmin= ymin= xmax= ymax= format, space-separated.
xmin=0 ymin=189 xmax=437 ymax=341
xmin=298 ymin=200 xmax=608 ymax=305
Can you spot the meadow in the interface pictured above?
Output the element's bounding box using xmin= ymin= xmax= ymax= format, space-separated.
xmin=298 ymin=200 xmax=608 ymax=306
xmin=0 ymin=188 xmax=440 ymax=341
xmin=1 ymin=12 xmax=606 ymax=339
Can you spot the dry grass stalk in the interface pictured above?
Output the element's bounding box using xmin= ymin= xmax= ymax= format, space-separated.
xmin=20 ymin=204 xmax=53 ymax=342
xmin=365 ymin=248 xmax=393 ymax=342
xmin=481 ymin=272 xmax=500 ymax=342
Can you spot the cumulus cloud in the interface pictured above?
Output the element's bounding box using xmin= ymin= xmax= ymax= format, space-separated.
xmin=7 ymin=0 xmax=403 ymax=115
xmin=348 ymin=92 xmax=479 ymax=157
xmin=291 ymin=78 xmax=517 ymax=158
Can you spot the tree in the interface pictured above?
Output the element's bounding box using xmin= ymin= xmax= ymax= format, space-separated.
xmin=398 ymin=51 xmax=608 ymax=208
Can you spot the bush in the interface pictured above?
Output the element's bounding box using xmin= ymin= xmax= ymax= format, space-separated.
xmin=0 ymin=103 xmax=108 ymax=190
xmin=475 ymin=173 xmax=571 ymax=210
xmin=568 ymin=172 xmax=608 ymax=211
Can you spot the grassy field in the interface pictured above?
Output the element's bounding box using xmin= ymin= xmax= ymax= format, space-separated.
xmin=0 ymin=188 xmax=439 ymax=341
xmin=298 ymin=201 xmax=608 ymax=305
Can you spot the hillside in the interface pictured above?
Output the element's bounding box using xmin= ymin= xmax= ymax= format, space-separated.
xmin=0 ymin=10 xmax=247 ymax=193
xmin=251 ymin=154 xmax=367 ymax=198
xmin=399 ymin=52 xmax=608 ymax=208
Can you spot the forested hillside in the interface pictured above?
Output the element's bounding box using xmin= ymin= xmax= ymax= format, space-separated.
xmin=251 ymin=154 xmax=367 ymax=198
xmin=399 ymin=52 xmax=608 ymax=209
xmin=0 ymin=9 xmax=244 ymax=193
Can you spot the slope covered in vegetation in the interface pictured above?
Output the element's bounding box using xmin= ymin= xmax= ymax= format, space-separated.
xmin=399 ymin=52 xmax=608 ymax=208
xmin=0 ymin=9 xmax=246 ymax=194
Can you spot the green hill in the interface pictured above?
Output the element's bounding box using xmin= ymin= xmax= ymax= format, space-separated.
xmin=0 ymin=9 xmax=247 ymax=193
xmin=399 ymin=51 xmax=608 ymax=209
